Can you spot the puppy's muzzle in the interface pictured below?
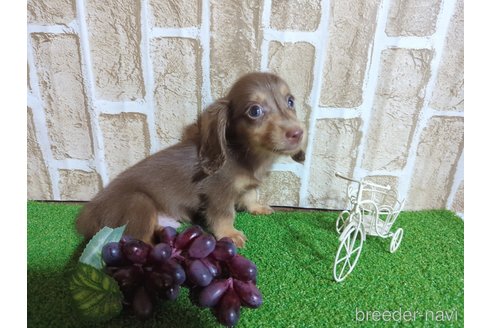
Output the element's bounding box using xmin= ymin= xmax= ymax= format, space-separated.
xmin=285 ymin=128 xmax=304 ymax=145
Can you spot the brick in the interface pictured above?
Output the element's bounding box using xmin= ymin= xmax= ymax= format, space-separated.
xmin=362 ymin=48 xmax=432 ymax=171
xmin=364 ymin=175 xmax=400 ymax=193
xmin=407 ymin=117 xmax=463 ymax=210
xmin=86 ymin=0 xmax=144 ymax=100
xmin=210 ymin=0 xmax=262 ymax=98
xmin=307 ymin=118 xmax=362 ymax=209
xmin=31 ymin=33 xmax=93 ymax=160
xmin=268 ymin=41 xmax=315 ymax=124
xmin=451 ymin=181 xmax=464 ymax=214
xmin=431 ymin=0 xmax=464 ymax=111
xmin=258 ymin=171 xmax=300 ymax=207
xmin=151 ymin=38 xmax=200 ymax=148
xmin=99 ymin=113 xmax=150 ymax=180
xmin=59 ymin=169 xmax=102 ymax=201
xmin=386 ymin=0 xmax=441 ymax=37
xmin=320 ymin=0 xmax=381 ymax=107
xmin=27 ymin=0 xmax=76 ymax=25
xmin=27 ymin=107 xmax=53 ymax=200
xmin=270 ymin=0 xmax=321 ymax=31
xmin=149 ymin=0 xmax=200 ymax=28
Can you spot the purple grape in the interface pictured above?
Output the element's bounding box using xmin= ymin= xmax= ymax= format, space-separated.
xmin=132 ymin=286 xmax=153 ymax=320
xmin=198 ymin=279 xmax=230 ymax=308
xmin=187 ymin=259 xmax=213 ymax=287
xmin=112 ymin=265 xmax=144 ymax=299
xmin=227 ymin=255 xmax=257 ymax=282
xmin=155 ymin=259 xmax=186 ymax=285
xmin=219 ymin=237 xmax=234 ymax=244
xmin=175 ymin=226 xmax=204 ymax=250
xmin=149 ymin=243 xmax=172 ymax=263
xmin=156 ymin=226 xmax=177 ymax=245
xmin=214 ymin=288 xmax=241 ymax=327
xmin=211 ymin=239 xmax=237 ymax=261
xmin=102 ymin=242 xmax=126 ymax=266
xmin=112 ymin=265 xmax=143 ymax=287
xmin=188 ymin=234 xmax=216 ymax=258
xmin=145 ymin=270 xmax=174 ymax=291
xmin=122 ymin=239 xmax=151 ymax=265
xmin=119 ymin=235 xmax=135 ymax=246
xmin=233 ymin=279 xmax=262 ymax=308
xmin=163 ymin=284 xmax=180 ymax=301
xmin=201 ymin=258 xmax=221 ymax=278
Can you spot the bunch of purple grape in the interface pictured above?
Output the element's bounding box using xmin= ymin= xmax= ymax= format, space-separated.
xmin=101 ymin=225 xmax=262 ymax=326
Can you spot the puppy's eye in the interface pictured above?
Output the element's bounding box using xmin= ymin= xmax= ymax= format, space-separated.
xmin=287 ymin=96 xmax=295 ymax=109
xmin=247 ymin=105 xmax=264 ymax=119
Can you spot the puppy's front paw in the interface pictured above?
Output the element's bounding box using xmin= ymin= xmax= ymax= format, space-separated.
xmin=248 ymin=205 xmax=274 ymax=215
xmin=216 ymin=228 xmax=247 ymax=248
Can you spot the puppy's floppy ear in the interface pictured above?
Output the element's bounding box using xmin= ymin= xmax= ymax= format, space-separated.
xmin=198 ymin=99 xmax=229 ymax=175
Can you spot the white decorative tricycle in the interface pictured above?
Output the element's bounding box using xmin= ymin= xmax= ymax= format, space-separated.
xmin=332 ymin=172 xmax=405 ymax=282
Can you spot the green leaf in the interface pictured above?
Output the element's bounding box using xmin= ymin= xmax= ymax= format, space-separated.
xmin=79 ymin=225 xmax=126 ymax=270
xmin=69 ymin=263 xmax=123 ymax=322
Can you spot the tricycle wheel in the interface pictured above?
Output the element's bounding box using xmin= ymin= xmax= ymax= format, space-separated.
xmin=333 ymin=224 xmax=364 ymax=282
xmin=335 ymin=210 xmax=350 ymax=234
xmin=390 ymin=228 xmax=404 ymax=253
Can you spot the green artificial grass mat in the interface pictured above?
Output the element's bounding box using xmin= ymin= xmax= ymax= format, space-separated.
xmin=27 ymin=201 xmax=464 ymax=327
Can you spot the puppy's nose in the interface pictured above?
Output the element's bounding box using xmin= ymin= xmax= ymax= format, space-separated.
xmin=286 ymin=128 xmax=303 ymax=143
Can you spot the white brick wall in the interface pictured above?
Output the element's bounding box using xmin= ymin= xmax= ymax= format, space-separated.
xmin=27 ymin=0 xmax=464 ymax=216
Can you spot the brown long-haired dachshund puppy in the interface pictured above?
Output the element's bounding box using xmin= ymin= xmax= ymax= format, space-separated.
xmin=76 ymin=72 xmax=305 ymax=247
